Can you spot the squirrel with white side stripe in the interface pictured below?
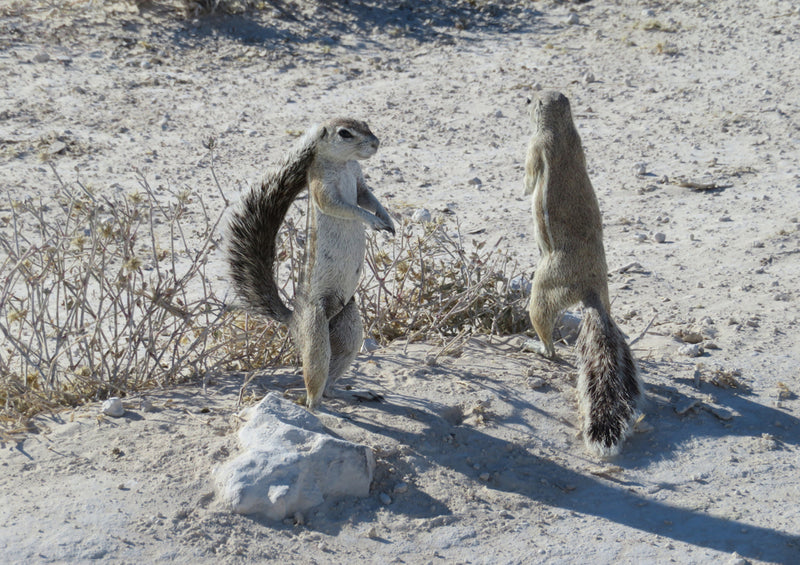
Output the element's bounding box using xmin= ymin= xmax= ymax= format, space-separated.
xmin=524 ymin=91 xmax=643 ymax=456
xmin=226 ymin=118 xmax=394 ymax=409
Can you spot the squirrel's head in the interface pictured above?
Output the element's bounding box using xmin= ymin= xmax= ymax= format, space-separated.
xmin=528 ymin=90 xmax=574 ymax=133
xmin=316 ymin=118 xmax=380 ymax=161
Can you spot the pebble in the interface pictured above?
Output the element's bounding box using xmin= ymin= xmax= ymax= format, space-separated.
xmin=582 ymin=71 xmax=595 ymax=84
xmin=642 ymin=9 xmax=656 ymax=18
xmin=467 ymin=177 xmax=482 ymax=187
xmin=47 ymin=141 xmax=67 ymax=155
xmin=654 ymin=232 xmax=666 ymax=243
xmin=393 ymin=482 xmax=409 ymax=494
xmin=509 ymin=275 xmax=532 ymax=295
xmin=726 ymin=551 xmax=748 ymax=565
xmin=140 ymin=397 xmax=155 ymax=412
xmin=528 ymin=376 xmax=546 ymax=389
xmin=479 ymin=472 xmax=491 ymax=481
xmin=634 ymin=163 xmax=647 ymax=176
xmin=361 ymin=338 xmax=380 ymax=353
xmin=379 ymin=492 xmax=392 ymax=505
xmin=678 ymin=343 xmax=704 ymax=358
xmin=411 ymin=208 xmax=432 ymax=223
xmin=33 ymin=52 xmax=50 ymax=63
xmin=102 ymin=397 xmax=125 ymax=417
xmin=566 ymin=13 xmax=580 ymax=25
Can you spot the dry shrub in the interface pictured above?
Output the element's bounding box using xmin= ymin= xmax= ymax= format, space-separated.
xmin=360 ymin=218 xmax=530 ymax=344
xmin=1 ymin=171 xmax=530 ymax=433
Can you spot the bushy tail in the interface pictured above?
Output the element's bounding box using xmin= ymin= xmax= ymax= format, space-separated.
xmin=226 ymin=126 xmax=322 ymax=323
xmin=576 ymin=292 xmax=642 ymax=457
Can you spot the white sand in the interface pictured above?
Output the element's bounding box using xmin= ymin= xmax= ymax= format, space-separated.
xmin=1 ymin=1 xmax=799 ymax=562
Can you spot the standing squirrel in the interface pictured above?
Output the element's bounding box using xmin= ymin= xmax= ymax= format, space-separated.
xmin=226 ymin=118 xmax=395 ymax=409
xmin=524 ymin=91 xmax=642 ymax=456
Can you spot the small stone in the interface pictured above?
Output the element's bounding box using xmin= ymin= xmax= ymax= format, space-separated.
xmin=727 ymin=551 xmax=748 ymax=565
xmin=467 ymin=177 xmax=482 ymax=187
xmin=642 ymin=9 xmax=656 ymax=18
xmin=479 ymin=472 xmax=490 ymax=481
xmin=654 ymin=232 xmax=666 ymax=243
xmin=393 ymin=482 xmax=409 ymax=494
xmin=509 ymin=275 xmax=532 ymax=295
xmin=528 ymin=376 xmax=546 ymax=389
xmin=140 ymin=397 xmax=155 ymax=412
xmin=33 ymin=52 xmax=50 ymax=63
xmin=582 ymin=71 xmax=595 ymax=84
xmin=676 ymin=330 xmax=704 ymax=344
xmin=379 ymin=492 xmax=392 ymax=505
xmin=494 ymin=109 xmax=504 ymax=118
xmin=366 ymin=526 xmax=379 ymax=539
xmin=566 ymin=13 xmax=580 ymax=25
xmin=102 ymin=397 xmax=125 ymax=418
xmin=361 ymin=338 xmax=380 ymax=353
xmin=675 ymin=398 xmax=701 ymax=415
xmin=678 ymin=343 xmax=704 ymax=358
xmin=634 ymin=163 xmax=647 ymax=176
xmin=411 ymin=208 xmax=432 ymax=223
xmin=47 ymin=141 xmax=67 ymax=155
xmin=624 ymin=78 xmax=634 ymax=87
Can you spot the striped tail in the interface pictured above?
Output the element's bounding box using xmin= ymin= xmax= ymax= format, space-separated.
xmin=226 ymin=126 xmax=322 ymax=323
xmin=576 ymin=292 xmax=642 ymax=457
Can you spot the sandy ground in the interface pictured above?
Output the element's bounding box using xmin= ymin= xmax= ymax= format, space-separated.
xmin=1 ymin=0 xmax=800 ymax=563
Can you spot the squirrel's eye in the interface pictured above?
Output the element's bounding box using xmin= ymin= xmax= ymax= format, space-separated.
xmin=338 ymin=129 xmax=354 ymax=139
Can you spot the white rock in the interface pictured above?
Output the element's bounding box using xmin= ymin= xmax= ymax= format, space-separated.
xmin=566 ymin=13 xmax=580 ymax=25
xmin=634 ymin=163 xmax=647 ymax=176
xmin=33 ymin=52 xmax=50 ymax=63
xmin=215 ymin=393 xmax=374 ymax=521
xmin=582 ymin=71 xmax=596 ymax=84
xmin=101 ymin=397 xmax=125 ymax=418
xmin=642 ymin=9 xmax=656 ymax=18
xmin=555 ymin=311 xmax=582 ymax=343
xmin=379 ymin=492 xmax=392 ymax=505
xmin=654 ymin=232 xmax=666 ymax=243
xmin=411 ymin=208 xmax=432 ymax=223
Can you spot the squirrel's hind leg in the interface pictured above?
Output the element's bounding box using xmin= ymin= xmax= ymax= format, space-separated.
xmin=326 ymin=297 xmax=362 ymax=393
xmin=298 ymin=302 xmax=332 ymax=410
xmin=527 ymin=287 xmax=559 ymax=359
xmin=324 ymin=298 xmax=384 ymax=403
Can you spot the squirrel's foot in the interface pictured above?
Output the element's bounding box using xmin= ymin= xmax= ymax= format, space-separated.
xmin=521 ymin=338 xmax=558 ymax=360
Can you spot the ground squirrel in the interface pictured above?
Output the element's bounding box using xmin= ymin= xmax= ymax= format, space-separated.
xmin=524 ymin=91 xmax=642 ymax=456
xmin=226 ymin=118 xmax=395 ymax=409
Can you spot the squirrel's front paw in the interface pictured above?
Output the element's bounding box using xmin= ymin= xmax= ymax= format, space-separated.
xmin=370 ymin=215 xmax=395 ymax=235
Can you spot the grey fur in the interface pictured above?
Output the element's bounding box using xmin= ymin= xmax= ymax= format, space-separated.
xmin=525 ymin=91 xmax=643 ymax=456
xmin=225 ymin=119 xmax=394 ymax=409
